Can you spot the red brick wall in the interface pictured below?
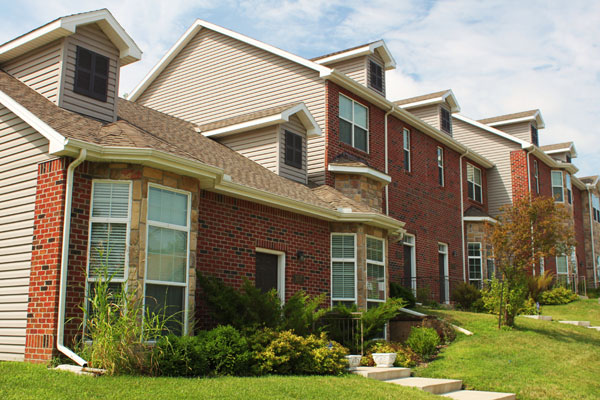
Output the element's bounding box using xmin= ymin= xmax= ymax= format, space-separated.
xmin=196 ymin=191 xmax=331 ymax=328
xmin=573 ymin=186 xmax=587 ymax=276
xmin=510 ymin=150 xmax=529 ymax=200
xmin=529 ymin=154 xmax=553 ymax=199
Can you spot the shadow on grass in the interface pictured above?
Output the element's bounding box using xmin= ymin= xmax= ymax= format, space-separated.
xmin=513 ymin=323 xmax=600 ymax=346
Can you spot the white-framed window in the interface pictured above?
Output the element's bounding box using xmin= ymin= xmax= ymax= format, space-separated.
xmin=551 ymin=171 xmax=564 ymax=202
xmin=440 ymin=107 xmax=452 ymax=134
xmin=403 ymin=234 xmax=416 ymax=293
xmin=556 ymin=255 xmax=568 ymax=275
xmin=86 ymin=181 xmax=132 ymax=319
xmin=486 ymin=244 xmax=495 ymax=281
xmin=339 ymin=94 xmax=368 ymax=152
xmin=540 ymin=257 xmax=545 ymax=275
xmin=331 ymin=233 xmax=356 ymax=307
xmin=468 ymin=242 xmax=482 ymax=288
xmin=566 ymin=173 xmax=572 ymax=204
xmin=467 ymin=163 xmax=482 ymax=203
xmin=366 ymin=236 xmax=385 ymax=305
xmin=144 ymin=184 xmax=191 ymax=335
xmin=533 ymin=160 xmax=539 ymax=194
xmin=403 ymin=128 xmax=411 ymax=172
xmin=438 ymin=243 xmax=449 ymax=303
xmin=369 ymin=60 xmax=384 ymax=93
xmin=593 ymin=194 xmax=600 ymax=222
xmin=437 ymin=147 xmax=444 ymax=187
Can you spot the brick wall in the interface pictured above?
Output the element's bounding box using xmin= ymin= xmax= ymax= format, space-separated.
xmin=510 ymin=150 xmax=529 ymax=200
xmin=462 ymin=157 xmax=489 ymax=214
xmin=573 ymin=186 xmax=587 ymax=278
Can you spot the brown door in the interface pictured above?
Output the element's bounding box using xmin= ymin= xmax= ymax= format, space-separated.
xmin=256 ymin=253 xmax=278 ymax=293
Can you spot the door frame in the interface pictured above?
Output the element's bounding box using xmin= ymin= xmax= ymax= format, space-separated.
xmin=255 ymin=247 xmax=286 ymax=303
xmin=438 ymin=242 xmax=449 ymax=304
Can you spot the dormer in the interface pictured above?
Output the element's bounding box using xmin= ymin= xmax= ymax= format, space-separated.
xmin=394 ymin=89 xmax=460 ymax=136
xmin=478 ymin=109 xmax=545 ymax=146
xmin=196 ymin=103 xmax=321 ymax=185
xmin=312 ymin=40 xmax=396 ymax=96
xmin=0 ymin=9 xmax=141 ymax=122
xmin=540 ymin=142 xmax=577 ymax=164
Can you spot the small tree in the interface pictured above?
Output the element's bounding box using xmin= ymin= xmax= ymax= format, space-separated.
xmin=487 ymin=196 xmax=575 ymax=327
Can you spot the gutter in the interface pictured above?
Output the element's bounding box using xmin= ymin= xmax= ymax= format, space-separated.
xmin=57 ymin=149 xmax=87 ymax=367
xmin=384 ymin=106 xmax=394 ymax=216
xmin=525 ymin=146 xmax=535 ymax=276
xmin=588 ymin=188 xmax=597 ymax=287
xmin=459 ymin=150 xmax=468 ymax=283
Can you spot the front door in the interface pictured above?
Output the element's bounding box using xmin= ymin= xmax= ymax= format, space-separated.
xmin=255 ymin=253 xmax=279 ymax=293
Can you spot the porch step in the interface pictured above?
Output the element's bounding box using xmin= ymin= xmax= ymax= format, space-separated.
xmin=558 ymin=320 xmax=591 ymax=327
xmin=522 ymin=315 xmax=552 ymax=321
xmin=588 ymin=326 xmax=600 ymax=331
xmin=443 ymin=390 xmax=516 ymax=400
xmin=386 ymin=377 xmax=463 ymax=395
xmin=351 ymin=366 xmax=411 ymax=381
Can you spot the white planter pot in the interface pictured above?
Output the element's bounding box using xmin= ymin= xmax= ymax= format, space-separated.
xmin=345 ymin=355 xmax=362 ymax=370
xmin=372 ymin=352 xmax=397 ymax=368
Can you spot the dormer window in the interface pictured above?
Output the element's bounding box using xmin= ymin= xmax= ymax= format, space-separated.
xmin=531 ymin=125 xmax=539 ymax=146
xmin=369 ymin=60 xmax=384 ymax=93
xmin=74 ymin=46 xmax=109 ymax=102
xmin=284 ymin=130 xmax=303 ymax=169
xmin=566 ymin=154 xmax=572 ymax=163
xmin=441 ymin=108 xmax=452 ymax=134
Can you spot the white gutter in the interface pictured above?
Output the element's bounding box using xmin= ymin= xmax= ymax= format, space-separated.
xmin=588 ymin=189 xmax=597 ymax=287
xmin=459 ymin=150 xmax=468 ymax=282
xmin=57 ymin=149 xmax=87 ymax=367
xmin=525 ymin=146 xmax=535 ymax=276
xmin=384 ymin=106 xmax=394 ymax=215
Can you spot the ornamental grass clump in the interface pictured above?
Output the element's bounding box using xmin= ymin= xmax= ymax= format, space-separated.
xmin=405 ymin=326 xmax=440 ymax=359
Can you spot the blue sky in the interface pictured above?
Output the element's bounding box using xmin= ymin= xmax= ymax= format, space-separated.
xmin=1 ymin=0 xmax=599 ymax=177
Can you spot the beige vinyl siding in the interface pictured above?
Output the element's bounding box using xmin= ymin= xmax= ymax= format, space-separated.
xmin=367 ymin=53 xmax=385 ymax=96
xmin=217 ymin=126 xmax=279 ymax=174
xmin=452 ymin=117 xmax=520 ymax=216
xmin=136 ymin=28 xmax=328 ymax=183
xmin=407 ymin=104 xmax=440 ymax=130
xmin=0 ymin=106 xmax=53 ymax=361
xmin=279 ymin=115 xmax=307 ymax=184
xmin=493 ymin=122 xmax=532 ymax=144
xmin=1 ymin=40 xmax=64 ymax=104
xmin=59 ymin=23 xmax=120 ymax=122
xmin=329 ymin=56 xmax=367 ymax=86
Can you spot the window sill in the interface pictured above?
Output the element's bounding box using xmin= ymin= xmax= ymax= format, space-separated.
xmin=339 ymin=141 xmax=369 ymax=156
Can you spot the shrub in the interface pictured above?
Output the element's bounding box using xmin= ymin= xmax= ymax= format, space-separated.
xmin=364 ymin=341 xmax=421 ymax=368
xmin=200 ymin=325 xmax=253 ymax=376
xmin=281 ymin=291 xmax=327 ymax=336
xmin=540 ymin=287 xmax=579 ymax=305
xmin=481 ymin=278 xmax=529 ymax=323
xmin=416 ymin=286 xmax=432 ymax=305
xmin=389 ymin=282 xmax=416 ymax=308
xmin=587 ymin=288 xmax=600 ymax=299
xmin=405 ymin=326 xmax=440 ymax=358
xmin=527 ymin=271 xmax=554 ymax=303
xmin=451 ymin=282 xmax=483 ymax=311
xmin=153 ymin=335 xmax=208 ymax=377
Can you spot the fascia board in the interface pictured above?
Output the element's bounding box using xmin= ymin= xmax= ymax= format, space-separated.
xmin=314 ymin=46 xmax=372 ymax=65
xmin=371 ymin=40 xmax=397 ymax=70
xmin=572 ymin=176 xmax=586 ymax=190
xmin=487 ymin=111 xmax=545 ymax=129
xmin=399 ymin=97 xmax=445 ymax=109
xmin=531 ymin=147 xmax=578 ymax=174
xmin=198 ymin=114 xmax=284 ymax=137
xmin=328 ymin=164 xmax=392 ymax=184
xmin=281 ymin=103 xmax=323 ymax=137
xmin=0 ymin=90 xmax=66 ymax=153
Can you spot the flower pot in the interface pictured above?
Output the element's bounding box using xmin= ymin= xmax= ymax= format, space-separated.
xmin=372 ymin=352 xmax=397 ymax=368
xmin=345 ymin=355 xmax=362 ymax=370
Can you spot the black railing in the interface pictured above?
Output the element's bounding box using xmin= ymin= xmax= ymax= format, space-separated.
xmin=394 ymin=276 xmax=467 ymax=304
xmin=317 ymin=312 xmax=364 ymax=355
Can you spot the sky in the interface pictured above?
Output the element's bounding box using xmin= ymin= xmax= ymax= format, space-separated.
xmin=1 ymin=0 xmax=599 ymax=177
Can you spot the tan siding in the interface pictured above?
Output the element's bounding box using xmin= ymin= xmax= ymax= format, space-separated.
xmin=136 ymin=28 xmax=327 ymax=183
xmin=407 ymin=104 xmax=440 ymax=130
xmin=217 ymin=126 xmax=279 ymax=173
xmin=0 ymin=106 xmax=52 ymax=361
xmin=494 ymin=121 xmax=532 ymax=144
xmin=279 ymin=115 xmax=308 ymax=184
xmin=452 ymin=117 xmax=520 ymax=216
xmin=1 ymin=40 xmax=64 ymax=104
xmin=329 ymin=56 xmax=367 ymax=86
xmin=59 ymin=23 xmax=120 ymax=122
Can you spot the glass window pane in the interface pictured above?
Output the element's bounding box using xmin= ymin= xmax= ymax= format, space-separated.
xmin=367 ymin=237 xmax=384 ymax=262
xmin=149 ymin=187 xmax=188 ymax=226
xmin=353 ymin=102 xmax=367 ymax=128
xmin=552 ymin=171 xmax=563 ymax=186
xmin=147 ymin=226 xmax=187 ymax=283
xmin=556 ymin=256 xmax=568 ymax=274
xmin=92 ymin=182 xmax=130 ymax=218
xmin=332 ymin=261 xmax=355 ymax=299
xmin=354 ymin=126 xmax=367 ymax=152
xmin=145 ymin=284 xmax=184 ymax=335
xmin=332 ymin=235 xmax=355 ymax=259
xmin=339 ymin=119 xmax=352 ymax=145
xmin=89 ymin=222 xmax=127 ymax=279
xmin=339 ymin=95 xmax=352 ymax=120
xmin=367 ymin=263 xmax=385 ymax=300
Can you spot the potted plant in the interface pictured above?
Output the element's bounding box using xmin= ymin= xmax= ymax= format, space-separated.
xmin=345 ymin=355 xmax=362 ymax=370
xmin=371 ymin=352 xmax=397 ymax=368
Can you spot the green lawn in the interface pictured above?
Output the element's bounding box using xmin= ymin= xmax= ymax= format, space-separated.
xmin=0 ymin=361 xmax=438 ymax=400
xmin=417 ymin=302 xmax=600 ymax=400
xmin=541 ymin=298 xmax=600 ymax=325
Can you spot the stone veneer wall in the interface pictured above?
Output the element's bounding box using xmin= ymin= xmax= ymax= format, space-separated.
xmin=333 ymin=174 xmax=384 ymax=211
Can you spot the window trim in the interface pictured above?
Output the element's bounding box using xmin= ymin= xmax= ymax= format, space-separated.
xmin=403 ymin=128 xmax=411 ymax=172
xmin=437 ymin=146 xmax=444 ymax=187
xmin=143 ymin=183 xmax=192 ymax=335
xmin=533 ymin=160 xmax=539 ymax=194
xmin=566 ymin=173 xmax=572 ymax=204
xmin=366 ymin=235 xmax=386 ymax=303
xmin=339 ymin=94 xmax=369 ymax=153
xmin=467 ymin=163 xmax=482 ymax=203
xmin=255 ymin=247 xmax=286 ymax=304
xmin=440 ymin=107 xmax=452 ymax=134
xmin=468 ymin=242 xmax=483 ymax=286
xmin=74 ymin=46 xmax=109 ymax=102
xmin=284 ymin=130 xmax=303 ymax=169
xmin=438 ymin=242 xmax=449 ymax=304
xmin=531 ymin=125 xmax=539 ymax=147
xmin=551 ymin=170 xmax=564 ymax=203
xmin=403 ymin=233 xmax=416 ymax=293
xmin=330 ymin=233 xmax=358 ymax=305
xmin=368 ymin=60 xmax=384 ymax=93
xmin=556 ymin=255 xmax=569 ymax=276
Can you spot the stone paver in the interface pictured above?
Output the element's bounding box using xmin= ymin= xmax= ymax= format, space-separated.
xmin=386 ymin=377 xmax=462 ymax=395
xmin=558 ymin=320 xmax=591 ymax=327
xmin=443 ymin=390 xmax=516 ymax=400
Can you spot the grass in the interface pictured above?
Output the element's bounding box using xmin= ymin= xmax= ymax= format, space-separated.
xmin=0 ymin=361 xmax=438 ymax=400
xmin=416 ymin=301 xmax=600 ymax=400
xmin=541 ymin=298 xmax=600 ymax=325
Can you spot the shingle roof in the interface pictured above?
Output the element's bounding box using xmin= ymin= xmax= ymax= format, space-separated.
xmin=540 ymin=142 xmax=573 ymax=152
xmin=464 ymin=206 xmax=491 ymax=218
xmin=310 ymin=185 xmax=374 ymax=213
xmin=478 ymin=110 xmax=539 ymax=125
xmin=196 ymin=102 xmax=301 ymax=132
xmin=393 ymin=90 xmax=450 ymax=106
xmin=310 ymin=41 xmax=379 ymax=61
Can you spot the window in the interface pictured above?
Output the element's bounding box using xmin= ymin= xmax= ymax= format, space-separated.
xmin=369 ymin=60 xmax=384 ymax=93
xmin=551 ymin=171 xmax=564 ymax=202
xmin=403 ymin=128 xmax=411 ymax=172
xmin=468 ymin=242 xmax=482 ymax=288
xmin=566 ymin=154 xmax=572 ymax=164
xmin=366 ymin=237 xmax=385 ymax=305
xmin=437 ymin=147 xmax=444 ymax=186
xmin=284 ymin=130 xmax=302 ymax=169
xmin=556 ymin=255 xmax=568 ymax=275
xmin=440 ymin=108 xmax=452 ymax=134
xmin=486 ymin=244 xmax=495 ymax=280
xmin=531 ymin=125 xmax=538 ymax=147
xmin=331 ymin=234 xmax=356 ymax=306
xmin=403 ymin=234 xmax=416 ymax=292
xmin=74 ymin=46 xmax=109 ymax=102
xmin=438 ymin=243 xmax=449 ymax=303
xmin=145 ymin=185 xmax=190 ymax=335
xmin=339 ymin=94 xmax=368 ymax=152
xmin=593 ymin=194 xmax=600 ymax=222
xmin=539 ymin=257 xmax=545 ymax=275
xmin=566 ymin=174 xmax=572 ymax=204
xmin=467 ymin=164 xmax=482 ymax=203
xmin=533 ymin=160 xmax=539 ymax=194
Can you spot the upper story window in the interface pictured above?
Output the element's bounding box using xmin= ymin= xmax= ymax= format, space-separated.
xmin=284 ymin=130 xmax=302 ymax=169
xmin=467 ymin=163 xmax=482 ymax=203
xmin=566 ymin=173 xmax=572 ymax=204
xmin=369 ymin=60 xmax=384 ymax=93
xmin=592 ymin=194 xmax=600 ymax=222
xmin=366 ymin=237 xmax=385 ymax=305
xmin=437 ymin=147 xmax=444 ymax=186
xmin=440 ymin=107 xmax=452 ymax=134
xmin=74 ymin=46 xmax=109 ymax=102
xmin=403 ymin=128 xmax=411 ymax=172
xmin=531 ymin=125 xmax=539 ymax=147
xmin=533 ymin=160 xmax=540 ymax=194
xmin=331 ymin=234 xmax=356 ymax=307
xmin=566 ymin=154 xmax=572 ymax=163
xmin=551 ymin=171 xmax=564 ymax=202
xmin=339 ymin=94 xmax=368 ymax=152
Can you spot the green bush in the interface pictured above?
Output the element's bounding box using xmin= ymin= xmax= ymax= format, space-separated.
xmin=540 ymin=287 xmax=579 ymax=305
xmin=363 ymin=341 xmax=421 ymax=368
xmin=200 ymin=325 xmax=253 ymax=376
xmin=405 ymin=326 xmax=440 ymax=358
xmin=389 ymin=282 xmax=416 ymax=308
xmin=451 ymin=282 xmax=483 ymax=311
xmin=281 ymin=291 xmax=327 ymax=336
xmin=153 ymin=335 xmax=208 ymax=377
xmin=586 ymin=288 xmax=600 ymax=299
xmin=481 ymin=278 xmax=529 ymax=323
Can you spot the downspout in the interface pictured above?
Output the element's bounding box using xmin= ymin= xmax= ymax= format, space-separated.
xmin=384 ymin=106 xmax=394 ymax=216
xmin=525 ymin=147 xmax=535 ymax=276
xmin=588 ymin=189 xmax=597 ymax=287
xmin=459 ymin=150 xmax=468 ymax=282
xmin=57 ymin=149 xmax=87 ymax=366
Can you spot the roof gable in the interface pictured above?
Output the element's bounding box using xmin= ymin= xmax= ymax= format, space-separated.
xmin=394 ymin=89 xmax=460 ymax=112
xmin=478 ymin=109 xmax=545 ymax=129
xmin=311 ymin=40 xmax=397 ymax=70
